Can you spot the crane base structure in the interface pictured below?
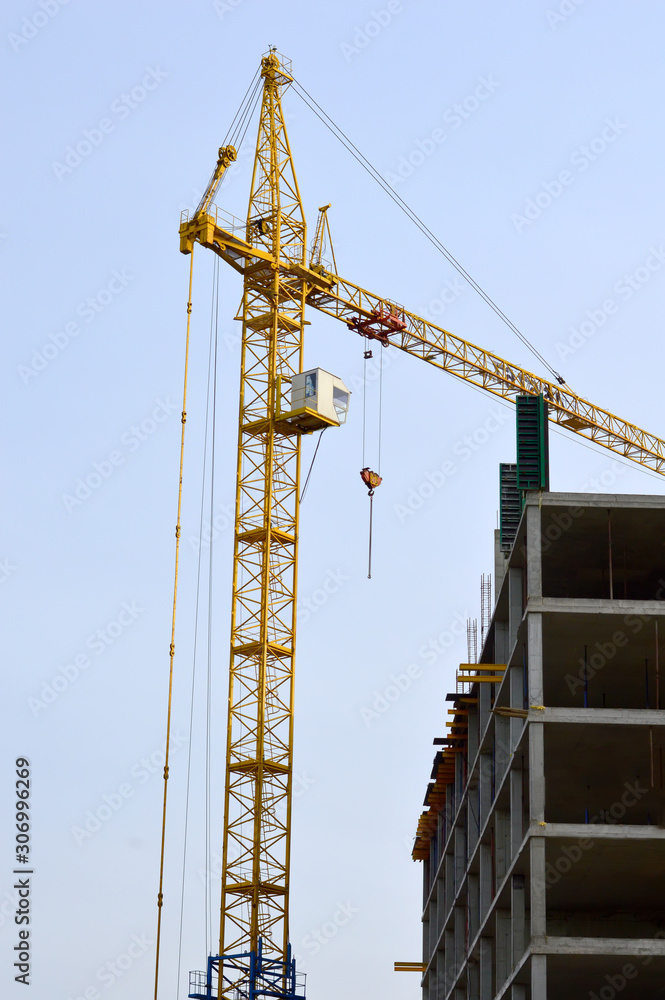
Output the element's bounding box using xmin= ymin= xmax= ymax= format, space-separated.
xmin=188 ymin=940 xmax=306 ymax=1000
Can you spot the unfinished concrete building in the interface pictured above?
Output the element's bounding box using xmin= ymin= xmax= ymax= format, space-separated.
xmin=413 ymin=490 xmax=665 ymax=998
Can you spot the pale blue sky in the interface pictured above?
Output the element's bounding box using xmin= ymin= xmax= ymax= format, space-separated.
xmin=3 ymin=2 xmax=665 ymax=998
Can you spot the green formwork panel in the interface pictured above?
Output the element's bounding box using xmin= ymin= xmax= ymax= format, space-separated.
xmin=516 ymin=394 xmax=549 ymax=494
xmin=499 ymin=463 xmax=520 ymax=552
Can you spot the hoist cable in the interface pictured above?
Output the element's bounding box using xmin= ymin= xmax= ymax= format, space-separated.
xmin=300 ymin=429 xmax=326 ymax=504
xmin=367 ymin=493 xmax=374 ymax=580
xmin=378 ymin=355 xmax=384 ymax=477
xmin=362 ymin=341 xmax=368 ymax=469
xmin=235 ymin=82 xmax=264 ymax=156
xmin=230 ymin=76 xmax=263 ymax=150
xmin=153 ymin=245 xmax=196 ymax=1000
xmin=175 ymin=254 xmax=219 ymax=998
xmin=223 ymin=68 xmax=261 ymax=147
xmin=205 ymin=258 xmax=221 ymax=954
xmin=201 ymin=72 xmax=262 ymax=211
xmin=290 ymin=78 xmax=565 ymax=386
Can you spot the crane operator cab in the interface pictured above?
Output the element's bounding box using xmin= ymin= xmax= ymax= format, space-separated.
xmin=278 ymin=367 xmax=350 ymax=434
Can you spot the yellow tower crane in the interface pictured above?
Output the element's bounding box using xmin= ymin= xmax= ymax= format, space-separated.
xmin=158 ymin=48 xmax=665 ymax=1000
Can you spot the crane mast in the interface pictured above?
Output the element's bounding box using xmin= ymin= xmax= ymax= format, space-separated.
xmin=176 ymin=48 xmax=665 ymax=1000
xmin=182 ymin=51 xmax=309 ymax=1000
xmin=220 ymin=47 xmax=304 ymax=978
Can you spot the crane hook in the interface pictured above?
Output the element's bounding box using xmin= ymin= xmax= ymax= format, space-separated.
xmin=360 ymin=468 xmax=382 ymax=578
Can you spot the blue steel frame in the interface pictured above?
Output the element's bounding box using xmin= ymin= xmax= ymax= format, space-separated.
xmin=189 ymin=938 xmax=306 ymax=1000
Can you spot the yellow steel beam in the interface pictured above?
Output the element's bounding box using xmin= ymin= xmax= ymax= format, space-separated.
xmin=457 ymin=675 xmax=504 ymax=683
xmin=458 ymin=663 xmax=506 ymax=671
xmin=191 ymin=199 xmax=665 ymax=475
xmin=304 ymin=275 xmax=665 ymax=476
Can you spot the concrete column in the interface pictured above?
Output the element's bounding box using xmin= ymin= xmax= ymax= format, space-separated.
xmin=510 ymin=664 xmax=525 ymax=748
xmin=529 ymin=837 xmax=546 ymax=939
xmin=508 ymin=568 xmax=523 ymax=651
xmin=478 ymin=677 xmax=492 ymax=739
xmin=467 ymin=956 xmax=479 ymax=1000
xmin=438 ymin=950 xmax=452 ymax=1000
xmin=467 ymin=703 xmax=479 ymax=763
xmin=444 ymin=928 xmax=455 ymax=988
xmin=436 ymin=875 xmax=445 ymax=944
xmin=445 ymin=790 xmax=453 ymax=835
xmin=510 ymin=766 xmax=523 ymax=860
xmin=445 ymin=852 xmax=455 ymax=916
xmin=437 ymin=949 xmax=451 ymax=1000
xmin=479 ymin=937 xmax=492 ymax=1000
xmin=494 ymin=528 xmax=509 ymax=594
xmin=510 ymin=662 xmax=525 ymax=708
xmin=429 ymin=899 xmax=438 ymax=956
xmin=454 ymin=826 xmax=466 ymax=891
xmin=495 ymin=619 xmax=509 ymax=664
xmin=455 ymin=747 xmax=465 ymax=802
xmin=529 ymin=723 xmax=545 ymax=823
xmin=495 ymin=909 xmax=510 ymax=988
xmin=454 ymin=905 xmax=465 ymax=977
xmin=468 ymin=873 xmax=479 ymax=944
xmin=479 ymin=843 xmax=492 ymax=921
xmin=527 ymin=613 xmax=543 ymax=707
xmin=467 ymin=784 xmax=480 ymax=855
xmin=531 ymin=954 xmax=547 ymax=999
xmin=526 ymin=503 xmax=542 ymax=599
xmin=511 ymin=874 xmax=525 ymax=968
xmin=479 ymin=753 xmax=492 ymax=826
xmin=495 ymin=809 xmax=509 ymax=885
xmin=495 ymin=714 xmax=510 ymax=787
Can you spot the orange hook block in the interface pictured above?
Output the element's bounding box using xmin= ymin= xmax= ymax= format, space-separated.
xmin=360 ymin=467 xmax=382 ymax=494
